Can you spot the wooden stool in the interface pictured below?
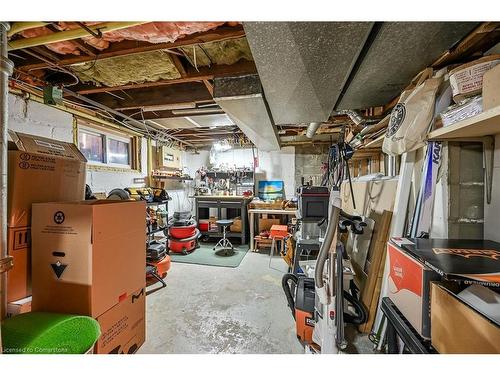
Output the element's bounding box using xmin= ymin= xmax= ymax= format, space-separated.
xmin=269 ymin=224 xmax=289 ymax=269
xmin=253 ymin=236 xmax=272 ymax=252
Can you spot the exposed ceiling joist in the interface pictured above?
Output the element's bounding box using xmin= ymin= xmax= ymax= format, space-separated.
xmin=170 ymin=54 xmax=187 ymax=77
xmin=121 ymin=106 xmax=223 ymax=120
xmin=8 ymin=22 xmax=49 ymax=37
xmin=8 ymin=22 xmax=147 ymax=51
xmin=432 ymin=22 xmax=500 ymax=68
xmin=73 ymin=60 xmax=257 ymax=95
xmin=85 ymin=82 xmax=213 ymax=111
xmin=16 ymin=25 xmax=246 ymax=71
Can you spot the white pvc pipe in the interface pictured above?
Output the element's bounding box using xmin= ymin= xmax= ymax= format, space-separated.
xmin=0 ymin=21 xmax=13 ymax=347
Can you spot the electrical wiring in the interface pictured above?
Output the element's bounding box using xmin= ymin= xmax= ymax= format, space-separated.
xmin=324 ymin=128 xmax=357 ymax=207
xmin=11 ymin=78 xmax=150 ymax=137
xmin=44 ymin=66 xmax=80 ymax=87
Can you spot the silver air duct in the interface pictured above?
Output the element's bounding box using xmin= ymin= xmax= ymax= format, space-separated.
xmin=306 ymin=122 xmax=321 ymax=139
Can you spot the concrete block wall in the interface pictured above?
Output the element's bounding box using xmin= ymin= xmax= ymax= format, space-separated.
xmin=8 ymin=94 xmax=148 ymax=195
xmin=484 ymin=134 xmax=500 ymax=242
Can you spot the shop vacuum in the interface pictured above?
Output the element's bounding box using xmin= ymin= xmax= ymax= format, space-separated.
xmin=282 ymin=184 xmax=368 ymax=351
xmin=146 ymin=240 xmax=171 ymax=288
xmin=168 ymin=211 xmax=201 ymax=255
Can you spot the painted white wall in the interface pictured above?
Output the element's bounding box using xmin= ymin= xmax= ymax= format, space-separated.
xmin=257 ymin=147 xmax=295 ymax=198
xmin=484 ymin=134 xmax=500 ymax=242
xmin=8 ymin=94 xmax=147 ymax=195
xmin=8 ymin=94 xmax=73 ymax=141
xmin=181 ymin=146 xmax=296 ymax=199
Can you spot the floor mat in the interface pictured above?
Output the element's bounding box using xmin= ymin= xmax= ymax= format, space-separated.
xmin=169 ymin=243 xmax=250 ymax=268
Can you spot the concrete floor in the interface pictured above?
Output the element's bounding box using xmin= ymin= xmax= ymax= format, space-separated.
xmin=139 ymin=247 xmax=373 ymax=354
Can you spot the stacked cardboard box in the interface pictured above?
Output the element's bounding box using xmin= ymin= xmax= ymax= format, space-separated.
xmin=31 ymin=200 xmax=146 ymax=354
xmin=7 ymin=131 xmax=86 ymax=303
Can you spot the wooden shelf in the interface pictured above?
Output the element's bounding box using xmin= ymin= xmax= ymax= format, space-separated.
xmin=152 ymin=175 xmax=193 ymax=181
xmin=428 ymin=105 xmax=500 ymax=140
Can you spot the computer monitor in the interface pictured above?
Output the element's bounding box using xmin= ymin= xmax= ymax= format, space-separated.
xmin=258 ymin=180 xmax=284 ymax=201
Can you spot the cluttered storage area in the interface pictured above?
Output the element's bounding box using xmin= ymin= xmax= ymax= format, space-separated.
xmin=0 ymin=20 xmax=499 ymax=356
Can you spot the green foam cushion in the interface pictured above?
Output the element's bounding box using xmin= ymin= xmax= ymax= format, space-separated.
xmin=2 ymin=312 xmax=101 ymax=354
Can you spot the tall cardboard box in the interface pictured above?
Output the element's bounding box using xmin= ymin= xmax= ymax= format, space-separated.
xmin=386 ymin=240 xmax=440 ymax=339
xmin=431 ymin=282 xmax=500 ymax=353
xmin=258 ymin=218 xmax=280 ymax=232
xmin=7 ymin=131 xmax=86 ymax=302
xmin=31 ymin=200 xmax=146 ymax=318
xmin=95 ymin=288 xmax=146 ymax=354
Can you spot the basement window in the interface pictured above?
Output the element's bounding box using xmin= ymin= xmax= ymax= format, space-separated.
xmin=79 ymin=130 xmax=105 ymax=163
xmin=78 ymin=127 xmax=132 ymax=169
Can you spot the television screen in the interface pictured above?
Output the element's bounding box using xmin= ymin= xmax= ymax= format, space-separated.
xmin=258 ymin=180 xmax=284 ymax=201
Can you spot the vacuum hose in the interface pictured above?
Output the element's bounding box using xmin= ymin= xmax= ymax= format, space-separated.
xmin=315 ymin=205 xmax=340 ymax=290
xmin=343 ymin=290 xmax=368 ymax=325
xmin=282 ymin=273 xmax=298 ymax=320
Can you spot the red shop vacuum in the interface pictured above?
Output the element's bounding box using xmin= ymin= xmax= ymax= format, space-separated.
xmin=168 ymin=211 xmax=201 ymax=255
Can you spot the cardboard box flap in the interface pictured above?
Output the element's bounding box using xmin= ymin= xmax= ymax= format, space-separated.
xmin=397 ymin=238 xmax=500 ymax=287
xmin=9 ymin=130 xmax=87 ymax=162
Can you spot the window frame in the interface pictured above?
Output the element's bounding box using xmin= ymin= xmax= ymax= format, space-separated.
xmin=77 ymin=124 xmax=136 ymax=170
xmin=105 ymin=133 xmax=132 ymax=169
xmin=78 ymin=128 xmax=106 ymax=164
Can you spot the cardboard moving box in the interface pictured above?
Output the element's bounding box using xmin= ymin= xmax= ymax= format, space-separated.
xmin=230 ymin=217 xmax=242 ymax=233
xmin=386 ymin=239 xmax=440 ymax=339
xmin=31 ymin=200 xmax=146 ymax=318
xmin=95 ymin=287 xmax=146 ymax=354
xmin=7 ymin=296 xmax=32 ymax=318
xmin=431 ymin=282 xmax=500 ymax=353
xmin=7 ymin=131 xmax=86 ymax=302
xmin=8 ymin=131 xmax=87 ymax=228
xmin=7 ymin=226 xmax=31 ymax=302
xmin=259 ymin=218 xmax=280 ymax=233
xmin=482 ymin=63 xmax=500 ymax=111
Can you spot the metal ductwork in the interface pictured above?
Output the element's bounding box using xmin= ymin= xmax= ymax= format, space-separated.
xmin=244 ymin=22 xmax=374 ymax=125
xmin=306 ymin=122 xmax=321 ymax=139
xmin=213 ymin=74 xmax=280 ymax=151
xmin=244 ymin=22 xmax=478 ymax=122
xmin=335 ymin=22 xmax=478 ymax=110
xmin=1 ymin=22 xmax=14 ymax=329
xmin=306 ymin=110 xmax=367 ymax=139
xmin=339 ymin=110 xmax=365 ymax=126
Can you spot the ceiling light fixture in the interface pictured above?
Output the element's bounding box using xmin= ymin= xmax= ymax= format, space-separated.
xmin=171 ymin=107 xmax=223 ymax=115
xmin=142 ymin=102 xmax=197 ymax=112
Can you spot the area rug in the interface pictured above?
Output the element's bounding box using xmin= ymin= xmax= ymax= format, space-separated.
xmin=169 ymin=243 xmax=250 ymax=268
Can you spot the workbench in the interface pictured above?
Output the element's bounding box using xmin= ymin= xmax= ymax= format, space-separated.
xmin=248 ymin=208 xmax=297 ymax=251
xmin=192 ymin=195 xmax=252 ymax=245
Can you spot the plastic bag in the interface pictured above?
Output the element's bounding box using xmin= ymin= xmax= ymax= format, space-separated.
xmin=383 ymin=69 xmax=442 ymax=155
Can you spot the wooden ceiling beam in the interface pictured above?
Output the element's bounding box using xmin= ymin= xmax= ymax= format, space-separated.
xmin=45 ymin=23 xmax=98 ymax=58
xmin=203 ymin=79 xmax=214 ymax=96
xmin=17 ymin=25 xmax=246 ymax=71
xmin=432 ymin=22 xmax=500 ymax=68
xmin=170 ymin=54 xmax=187 ymax=77
xmin=122 ymin=107 xmax=224 ymax=120
xmin=73 ymin=60 xmax=257 ymax=95
xmin=72 ymin=39 xmax=98 ymax=57
xmin=84 ymin=82 xmax=213 ymax=111
xmin=122 ymin=107 xmax=221 ymax=119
